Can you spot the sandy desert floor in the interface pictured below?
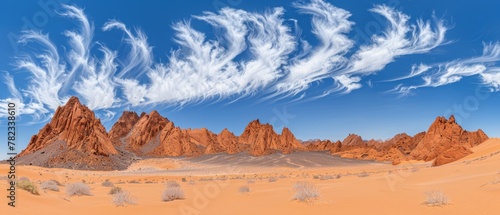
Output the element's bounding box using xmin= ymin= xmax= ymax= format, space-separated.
xmin=1 ymin=138 xmax=499 ymax=215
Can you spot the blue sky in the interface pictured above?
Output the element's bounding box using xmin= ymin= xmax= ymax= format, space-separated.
xmin=1 ymin=0 xmax=500 ymax=158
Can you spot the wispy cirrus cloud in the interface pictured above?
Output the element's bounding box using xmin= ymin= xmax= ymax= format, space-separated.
xmin=391 ymin=43 xmax=500 ymax=95
xmin=1 ymin=0 xmax=462 ymax=121
xmin=331 ymin=5 xmax=448 ymax=94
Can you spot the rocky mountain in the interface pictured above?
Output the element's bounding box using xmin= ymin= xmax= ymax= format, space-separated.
xmin=17 ymin=96 xmax=490 ymax=170
xmin=18 ymin=97 xmax=120 ymax=170
xmin=410 ymin=115 xmax=488 ymax=166
xmin=108 ymin=111 xmax=139 ymax=145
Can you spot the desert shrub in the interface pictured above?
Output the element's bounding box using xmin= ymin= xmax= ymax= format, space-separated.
xmin=128 ymin=180 xmax=140 ymax=184
xmin=102 ymin=180 xmax=114 ymax=187
xmin=239 ymin=185 xmax=250 ymax=193
xmin=181 ymin=178 xmax=187 ymax=182
xmin=162 ymin=184 xmax=184 ymax=202
xmin=247 ymin=179 xmax=255 ymax=184
xmin=188 ymin=180 xmax=196 ymax=185
xmin=292 ymin=181 xmax=319 ymax=203
xmin=423 ymin=190 xmax=450 ymax=207
xmin=40 ymin=180 xmax=59 ymax=191
xmin=358 ymin=172 xmax=370 ymax=177
xmin=268 ymin=177 xmax=277 ymax=183
xmin=166 ymin=181 xmax=180 ymax=188
xmin=109 ymin=186 xmax=123 ymax=195
xmin=112 ymin=191 xmax=137 ymax=206
xmin=16 ymin=179 xmax=40 ymax=195
xmin=66 ymin=182 xmax=92 ymax=196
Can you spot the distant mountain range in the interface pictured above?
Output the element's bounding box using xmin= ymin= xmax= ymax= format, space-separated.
xmin=17 ymin=96 xmax=489 ymax=170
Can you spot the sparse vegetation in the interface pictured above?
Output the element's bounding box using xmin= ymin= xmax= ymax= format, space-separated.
xmin=162 ymin=183 xmax=185 ymax=202
xmin=102 ymin=180 xmax=114 ymax=187
xmin=66 ymin=182 xmax=92 ymax=196
xmin=268 ymin=177 xmax=277 ymax=182
xmin=247 ymin=179 xmax=255 ymax=184
xmin=357 ymin=172 xmax=370 ymax=177
xmin=40 ymin=180 xmax=59 ymax=191
xmin=181 ymin=178 xmax=187 ymax=182
xmin=239 ymin=185 xmax=250 ymax=193
xmin=16 ymin=178 xmax=40 ymax=195
xmin=423 ymin=190 xmax=450 ymax=207
xmin=166 ymin=181 xmax=180 ymax=187
xmin=492 ymin=177 xmax=500 ymax=185
xmin=109 ymin=186 xmax=123 ymax=195
xmin=292 ymin=181 xmax=319 ymax=203
xmin=112 ymin=191 xmax=137 ymax=206
xmin=188 ymin=180 xmax=196 ymax=185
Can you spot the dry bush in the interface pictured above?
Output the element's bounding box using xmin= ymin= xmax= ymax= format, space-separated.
xmin=292 ymin=181 xmax=319 ymax=203
xmin=188 ymin=180 xmax=196 ymax=185
xmin=491 ymin=177 xmax=500 ymax=185
xmin=109 ymin=186 xmax=123 ymax=195
xmin=112 ymin=191 xmax=137 ymax=206
xmin=166 ymin=181 xmax=180 ymax=188
xmin=16 ymin=178 xmax=39 ymax=195
xmin=268 ymin=177 xmax=277 ymax=182
xmin=66 ymin=182 xmax=92 ymax=196
xmin=239 ymin=185 xmax=250 ymax=193
xmin=247 ymin=179 xmax=255 ymax=184
xmin=162 ymin=186 xmax=184 ymax=202
xmin=102 ymin=180 xmax=114 ymax=187
xmin=423 ymin=190 xmax=450 ymax=207
xmin=41 ymin=180 xmax=59 ymax=191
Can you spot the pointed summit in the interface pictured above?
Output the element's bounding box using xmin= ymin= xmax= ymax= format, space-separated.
xmin=109 ymin=111 xmax=140 ymax=144
xmin=18 ymin=96 xmax=118 ymax=170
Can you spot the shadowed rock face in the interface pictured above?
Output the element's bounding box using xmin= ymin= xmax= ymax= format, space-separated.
xmin=410 ymin=115 xmax=489 ymax=165
xmin=18 ymin=96 xmax=119 ymax=170
xmin=125 ymin=110 xmax=169 ymax=152
xmin=108 ymin=111 xmax=140 ymax=145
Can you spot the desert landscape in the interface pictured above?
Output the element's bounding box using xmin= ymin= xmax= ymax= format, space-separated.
xmin=2 ymin=1 xmax=500 ymax=214
xmin=1 ymin=96 xmax=499 ymax=215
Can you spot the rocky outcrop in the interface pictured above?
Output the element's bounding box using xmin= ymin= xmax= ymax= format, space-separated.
xmin=108 ymin=111 xmax=139 ymax=145
xmin=432 ymin=145 xmax=473 ymax=166
xmin=125 ymin=110 xmax=169 ymax=153
xmin=18 ymin=96 xmax=119 ymax=170
xmin=217 ymin=128 xmax=246 ymax=154
xmin=410 ymin=115 xmax=489 ymax=163
xmin=187 ymin=128 xmax=225 ymax=154
xmin=238 ymin=120 xmax=304 ymax=156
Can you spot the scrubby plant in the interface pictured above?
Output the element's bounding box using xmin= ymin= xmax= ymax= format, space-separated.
xmin=66 ymin=182 xmax=92 ymax=196
xmin=247 ymin=179 xmax=255 ymax=184
xmin=292 ymin=181 xmax=319 ymax=203
xmin=166 ymin=181 xmax=180 ymax=188
xmin=16 ymin=178 xmax=40 ymax=195
xmin=423 ymin=190 xmax=450 ymax=207
xmin=268 ymin=177 xmax=277 ymax=182
xmin=188 ymin=180 xmax=196 ymax=185
xmin=112 ymin=191 xmax=137 ymax=206
xmin=162 ymin=182 xmax=184 ymax=202
xmin=109 ymin=186 xmax=123 ymax=195
xmin=357 ymin=172 xmax=370 ymax=177
xmin=239 ymin=185 xmax=250 ymax=193
xmin=102 ymin=180 xmax=114 ymax=187
xmin=40 ymin=180 xmax=59 ymax=191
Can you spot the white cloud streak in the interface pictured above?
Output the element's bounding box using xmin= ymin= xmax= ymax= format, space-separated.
xmin=392 ymin=43 xmax=500 ymax=95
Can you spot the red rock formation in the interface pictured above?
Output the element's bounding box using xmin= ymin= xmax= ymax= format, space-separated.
xmin=410 ymin=115 xmax=489 ymax=163
xmin=20 ymin=96 xmax=116 ymax=156
xmin=187 ymin=128 xmax=225 ymax=154
xmin=125 ymin=110 xmax=169 ymax=152
xmin=148 ymin=122 xmax=202 ymax=156
xmin=432 ymin=145 xmax=473 ymax=166
xmin=305 ymin=140 xmax=342 ymax=153
xmin=341 ymin=134 xmax=367 ymax=149
xmin=18 ymin=96 xmax=119 ymax=170
xmin=238 ymin=120 xmax=303 ymax=155
xmin=108 ymin=111 xmax=139 ymax=145
xmin=217 ymin=128 xmax=246 ymax=154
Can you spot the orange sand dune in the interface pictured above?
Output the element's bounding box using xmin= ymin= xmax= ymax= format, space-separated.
xmin=1 ymin=138 xmax=499 ymax=215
